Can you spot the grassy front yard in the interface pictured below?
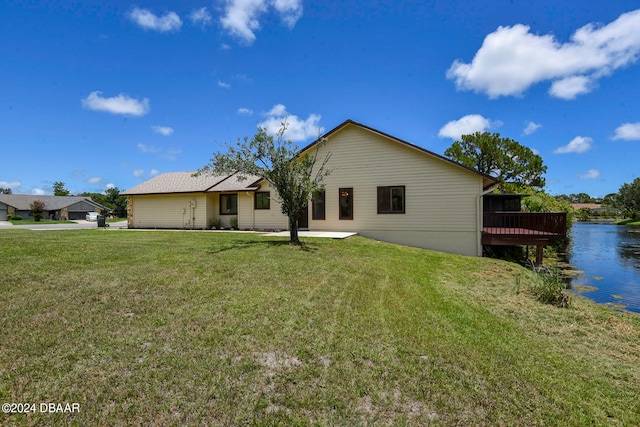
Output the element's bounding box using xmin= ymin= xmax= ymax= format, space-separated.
xmin=1 ymin=230 xmax=638 ymax=425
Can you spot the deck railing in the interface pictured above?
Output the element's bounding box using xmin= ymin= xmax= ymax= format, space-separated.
xmin=483 ymin=212 xmax=567 ymax=237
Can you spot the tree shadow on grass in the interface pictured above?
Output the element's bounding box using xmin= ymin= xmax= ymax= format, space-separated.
xmin=206 ymin=239 xmax=318 ymax=254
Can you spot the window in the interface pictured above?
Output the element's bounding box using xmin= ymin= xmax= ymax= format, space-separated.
xmin=377 ymin=186 xmax=405 ymax=214
xmin=220 ymin=193 xmax=238 ymax=215
xmin=339 ymin=188 xmax=353 ymax=220
xmin=254 ymin=192 xmax=270 ymax=210
xmin=312 ymin=191 xmax=325 ymax=220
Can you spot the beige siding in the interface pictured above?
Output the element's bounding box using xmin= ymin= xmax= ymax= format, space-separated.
xmin=130 ymin=193 xmax=212 ymax=229
xmin=292 ymin=124 xmax=484 ymax=256
xmin=127 ymin=122 xmax=487 ymax=256
xmin=245 ymin=181 xmax=289 ymax=230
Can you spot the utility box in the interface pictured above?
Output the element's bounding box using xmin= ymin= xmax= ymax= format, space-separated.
xmin=97 ymin=215 xmax=106 ymax=227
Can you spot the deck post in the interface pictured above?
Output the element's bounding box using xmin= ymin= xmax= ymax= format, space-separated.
xmin=535 ymin=245 xmax=544 ymax=266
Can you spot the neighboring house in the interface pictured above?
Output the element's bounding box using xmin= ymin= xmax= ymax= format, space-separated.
xmin=0 ymin=194 xmax=108 ymax=220
xmin=123 ymin=119 xmax=498 ymax=257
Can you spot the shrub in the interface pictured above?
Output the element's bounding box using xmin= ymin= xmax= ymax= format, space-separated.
xmin=530 ymin=268 xmax=571 ymax=308
xmin=230 ymin=216 xmax=238 ymax=229
xmin=29 ymin=200 xmax=46 ymax=222
xmin=208 ymin=218 xmax=222 ymax=230
xmin=8 ymin=214 xmax=22 ymax=221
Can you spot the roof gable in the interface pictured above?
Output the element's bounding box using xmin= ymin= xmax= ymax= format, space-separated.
xmin=121 ymin=171 xmax=262 ymax=196
xmin=298 ymin=119 xmax=497 ymax=189
xmin=0 ymin=194 xmax=106 ymax=211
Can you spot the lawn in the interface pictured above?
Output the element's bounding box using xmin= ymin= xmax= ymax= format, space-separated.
xmin=8 ymin=219 xmax=77 ymax=225
xmin=1 ymin=230 xmax=638 ymax=426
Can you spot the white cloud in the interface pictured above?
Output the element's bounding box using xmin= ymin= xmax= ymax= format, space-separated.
xmin=237 ymin=107 xmax=253 ymax=115
xmin=138 ymin=143 xmax=181 ymax=160
xmin=105 ymin=183 xmax=116 ymax=190
xmin=32 ymin=188 xmax=46 ymax=196
xmin=578 ymin=169 xmax=601 ymax=179
xmin=447 ymin=9 xmax=640 ymax=99
xmin=266 ymin=104 xmax=287 ymax=116
xmin=129 ymin=7 xmax=182 ymax=32
xmin=87 ymin=177 xmax=103 ymax=184
xmin=138 ymin=143 xmax=160 ymax=153
xmin=133 ymin=169 xmax=145 ymax=178
xmin=548 ymin=75 xmax=593 ymax=100
xmin=189 ymin=7 xmax=212 ymax=27
xmin=152 ymin=126 xmax=174 ymax=136
xmin=523 ymin=121 xmax=542 ymax=135
xmin=554 ymin=136 xmax=593 ymax=154
xmin=218 ymin=80 xmax=231 ymax=89
xmin=220 ymin=0 xmax=303 ymax=44
xmin=150 ymin=169 xmax=160 ymax=176
xmin=272 ymin=0 xmax=303 ymax=28
xmin=612 ymin=122 xmax=640 ymax=140
xmin=163 ymin=149 xmax=183 ymax=161
xmin=0 ymin=180 xmax=21 ymax=190
xmin=438 ymin=114 xmax=501 ymax=140
xmin=259 ymin=104 xmax=322 ymax=142
xmin=82 ymin=91 xmax=150 ymax=116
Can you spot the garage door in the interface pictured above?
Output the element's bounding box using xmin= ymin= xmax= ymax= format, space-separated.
xmin=69 ymin=211 xmax=88 ymax=220
xmin=0 ymin=208 xmax=7 ymax=221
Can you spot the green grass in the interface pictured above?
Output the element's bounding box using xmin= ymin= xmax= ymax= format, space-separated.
xmin=9 ymin=219 xmax=76 ymax=225
xmin=1 ymin=230 xmax=639 ymax=426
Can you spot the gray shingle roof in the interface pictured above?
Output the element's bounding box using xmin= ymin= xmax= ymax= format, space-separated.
xmin=0 ymin=195 xmax=106 ymax=211
xmin=121 ymin=171 xmax=263 ymax=195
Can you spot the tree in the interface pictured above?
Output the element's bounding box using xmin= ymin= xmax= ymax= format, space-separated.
xmin=0 ymin=187 xmax=12 ymax=194
xmin=616 ymin=177 xmax=640 ymax=220
xmin=53 ymin=181 xmax=70 ymax=196
xmin=602 ymin=193 xmax=618 ymax=207
xmin=29 ymin=200 xmax=46 ymax=221
xmin=78 ymin=188 xmax=127 ymax=218
xmin=197 ymin=122 xmax=331 ymax=243
xmin=105 ymin=187 xmax=127 ymax=218
xmin=444 ymin=132 xmax=546 ymax=191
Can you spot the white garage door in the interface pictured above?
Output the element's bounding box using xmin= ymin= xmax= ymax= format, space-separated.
xmin=0 ymin=208 xmax=7 ymax=221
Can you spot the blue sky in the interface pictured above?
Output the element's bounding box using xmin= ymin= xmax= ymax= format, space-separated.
xmin=2 ymin=1 xmax=639 ymax=198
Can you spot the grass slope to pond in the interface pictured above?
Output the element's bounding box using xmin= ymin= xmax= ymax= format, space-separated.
xmin=1 ymin=230 xmax=639 ymax=426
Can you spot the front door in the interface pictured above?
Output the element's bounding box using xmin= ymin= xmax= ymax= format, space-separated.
xmin=298 ymin=204 xmax=309 ymax=229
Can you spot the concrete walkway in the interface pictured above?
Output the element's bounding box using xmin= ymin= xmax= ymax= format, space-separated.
xmin=261 ymin=231 xmax=357 ymax=239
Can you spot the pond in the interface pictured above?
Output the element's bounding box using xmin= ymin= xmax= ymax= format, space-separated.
xmin=566 ymin=222 xmax=640 ymax=313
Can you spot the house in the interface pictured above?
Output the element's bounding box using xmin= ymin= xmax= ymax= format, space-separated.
xmin=123 ymin=120 xmax=499 ymax=257
xmin=0 ymin=194 xmax=108 ymax=221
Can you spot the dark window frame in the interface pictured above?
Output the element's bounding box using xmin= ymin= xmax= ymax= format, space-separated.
xmin=254 ymin=191 xmax=270 ymax=210
xmin=219 ymin=193 xmax=238 ymax=215
xmin=377 ymin=186 xmax=406 ymax=214
xmin=312 ymin=190 xmax=325 ymax=220
xmin=339 ymin=187 xmax=354 ymax=220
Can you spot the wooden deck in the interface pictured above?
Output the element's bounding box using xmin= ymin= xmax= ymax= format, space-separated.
xmin=482 ymin=212 xmax=567 ymax=264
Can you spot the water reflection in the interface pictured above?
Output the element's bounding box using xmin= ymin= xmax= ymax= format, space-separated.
xmin=567 ymin=223 xmax=640 ymax=313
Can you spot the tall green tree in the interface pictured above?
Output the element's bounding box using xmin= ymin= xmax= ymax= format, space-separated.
xmin=602 ymin=193 xmax=618 ymax=207
xmin=616 ymin=177 xmax=640 ymax=220
xmin=0 ymin=187 xmax=12 ymax=194
xmin=79 ymin=188 xmax=127 ymax=218
xmin=53 ymin=181 xmax=70 ymax=196
xmin=105 ymin=187 xmax=127 ymax=218
xmin=197 ymin=122 xmax=331 ymax=243
xmin=444 ymin=132 xmax=546 ymax=191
